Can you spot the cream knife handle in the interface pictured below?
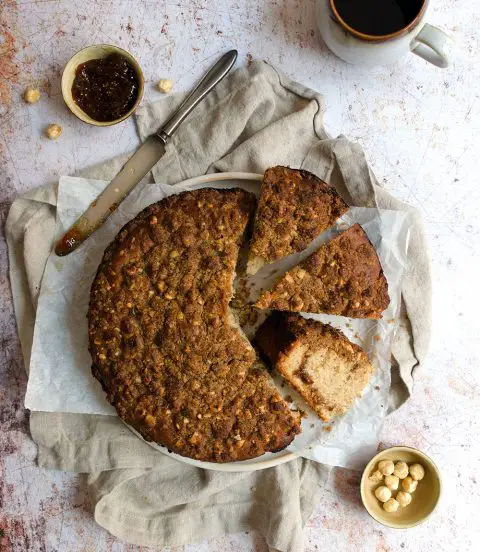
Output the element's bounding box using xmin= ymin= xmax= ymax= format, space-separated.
xmin=157 ymin=50 xmax=237 ymax=141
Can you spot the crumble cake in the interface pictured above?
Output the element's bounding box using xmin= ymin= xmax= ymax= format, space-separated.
xmin=88 ymin=188 xmax=301 ymax=463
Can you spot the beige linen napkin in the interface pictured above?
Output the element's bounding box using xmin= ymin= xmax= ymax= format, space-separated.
xmin=6 ymin=61 xmax=431 ymax=550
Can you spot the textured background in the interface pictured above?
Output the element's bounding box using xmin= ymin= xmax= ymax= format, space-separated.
xmin=1 ymin=0 xmax=479 ymax=550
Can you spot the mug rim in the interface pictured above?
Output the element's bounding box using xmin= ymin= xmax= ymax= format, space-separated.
xmin=329 ymin=0 xmax=429 ymax=42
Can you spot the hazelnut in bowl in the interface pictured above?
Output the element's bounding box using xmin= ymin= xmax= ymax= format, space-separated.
xmin=61 ymin=44 xmax=144 ymax=126
xmin=360 ymin=446 xmax=441 ymax=528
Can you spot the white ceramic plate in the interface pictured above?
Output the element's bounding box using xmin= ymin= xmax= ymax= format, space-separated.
xmin=125 ymin=172 xmax=298 ymax=472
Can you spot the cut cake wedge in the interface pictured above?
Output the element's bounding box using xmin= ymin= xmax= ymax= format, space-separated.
xmin=254 ymin=313 xmax=374 ymax=422
xmin=247 ymin=166 xmax=349 ymax=274
xmin=255 ymin=224 xmax=390 ymax=319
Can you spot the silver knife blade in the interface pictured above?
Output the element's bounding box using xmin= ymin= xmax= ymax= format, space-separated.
xmin=55 ymin=135 xmax=165 ymax=256
xmin=55 ymin=49 xmax=238 ymax=256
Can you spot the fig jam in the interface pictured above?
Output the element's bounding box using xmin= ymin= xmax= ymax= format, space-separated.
xmin=71 ymin=53 xmax=139 ymax=122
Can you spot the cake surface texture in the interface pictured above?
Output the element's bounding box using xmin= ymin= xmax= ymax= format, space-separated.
xmin=247 ymin=166 xmax=349 ymax=274
xmin=254 ymin=313 xmax=374 ymax=421
xmin=255 ymin=224 xmax=390 ymax=319
xmin=88 ymin=188 xmax=301 ymax=463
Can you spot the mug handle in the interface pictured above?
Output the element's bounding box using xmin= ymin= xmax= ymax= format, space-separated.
xmin=411 ymin=23 xmax=454 ymax=68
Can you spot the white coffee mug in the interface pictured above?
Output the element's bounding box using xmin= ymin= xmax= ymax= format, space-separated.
xmin=316 ymin=0 xmax=454 ymax=68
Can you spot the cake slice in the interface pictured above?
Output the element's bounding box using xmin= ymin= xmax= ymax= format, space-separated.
xmin=254 ymin=313 xmax=374 ymax=421
xmin=255 ymin=224 xmax=390 ymax=319
xmin=247 ymin=166 xmax=349 ymax=274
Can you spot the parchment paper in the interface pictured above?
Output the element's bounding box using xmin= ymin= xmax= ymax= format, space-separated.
xmin=25 ymin=175 xmax=410 ymax=467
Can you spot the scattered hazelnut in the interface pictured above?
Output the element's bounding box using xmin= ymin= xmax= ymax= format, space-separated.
xmin=401 ymin=476 xmax=418 ymax=493
xmin=384 ymin=474 xmax=399 ymax=491
xmin=378 ymin=460 xmax=395 ymax=476
xmin=383 ymin=498 xmax=399 ymax=513
xmin=393 ymin=461 xmax=409 ymax=479
xmin=409 ymin=463 xmax=425 ymax=481
xmin=374 ymin=486 xmax=392 ymax=503
xmin=157 ymin=78 xmax=173 ymax=93
xmin=396 ymin=491 xmax=412 ymax=507
xmin=45 ymin=124 xmax=62 ymax=140
xmin=369 ymin=470 xmax=384 ymax=483
xmin=24 ymin=87 xmax=41 ymax=104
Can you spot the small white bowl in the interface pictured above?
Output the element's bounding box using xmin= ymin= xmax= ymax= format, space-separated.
xmin=61 ymin=44 xmax=144 ymax=126
xmin=361 ymin=446 xmax=442 ymax=528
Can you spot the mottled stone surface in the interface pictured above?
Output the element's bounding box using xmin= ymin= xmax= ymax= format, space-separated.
xmin=0 ymin=0 xmax=479 ymax=550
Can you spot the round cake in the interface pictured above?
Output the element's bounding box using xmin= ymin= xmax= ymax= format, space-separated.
xmin=88 ymin=188 xmax=301 ymax=462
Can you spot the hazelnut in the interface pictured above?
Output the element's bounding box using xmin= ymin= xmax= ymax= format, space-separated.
xmin=378 ymin=460 xmax=395 ymax=476
xmin=393 ymin=461 xmax=409 ymax=479
xmin=374 ymin=486 xmax=391 ymax=503
xmin=409 ymin=463 xmax=425 ymax=481
xmin=292 ymin=298 xmax=304 ymax=310
xmin=45 ymin=124 xmax=62 ymax=140
xmin=401 ymin=476 xmax=418 ymax=493
xmin=157 ymin=78 xmax=173 ymax=93
xmin=383 ymin=498 xmax=399 ymax=513
xmin=369 ymin=470 xmax=384 ymax=483
xmin=396 ymin=491 xmax=412 ymax=507
xmin=144 ymin=414 xmax=156 ymax=426
xmin=384 ymin=474 xmax=399 ymax=491
xmin=24 ymin=87 xmax=41 ymax=104
xmin=189 ymin=432 xmax=200 ymax=444
xmin=296 ymin=269 xmax=306 ymax=280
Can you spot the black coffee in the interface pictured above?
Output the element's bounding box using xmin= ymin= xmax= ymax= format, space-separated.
xmin=333 ymin=0 xmax=423 ymax=36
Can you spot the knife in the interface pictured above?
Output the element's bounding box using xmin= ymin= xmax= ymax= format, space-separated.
xmin=55 ymin=49 xmax=238 ymax=256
